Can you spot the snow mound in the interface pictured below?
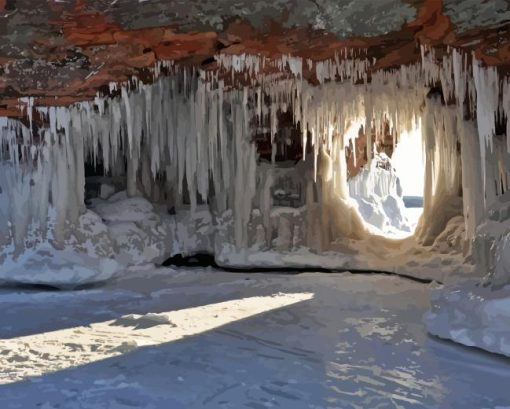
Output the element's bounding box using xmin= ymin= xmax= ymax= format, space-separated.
xmin=425 ymin=280 xmax=510 ymax=357
xmin=0 ymin=210 xmax=121 ymax=288
xmin=0 ymin=247 xmax=119 ymax=288
xmin=492 ymin=232 xmax=510 ymax=286
xmin=91 ymin=193 xmax=214 ymax=266
xmin=111 ymin=313 xmax=176 ymax=329
xmin=425 ymin=229 xmax=510 ymax=357
xmin=92 ymin=196 xmax=155 ymax=223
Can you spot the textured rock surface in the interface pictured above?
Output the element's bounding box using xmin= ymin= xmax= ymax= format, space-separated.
xmin=444 ymin=0 xmax=510 ymax=33
xmin=1 ymin=0 xmax=509 ymax=118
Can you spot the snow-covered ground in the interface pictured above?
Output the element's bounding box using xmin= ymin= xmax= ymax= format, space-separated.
xmin=1 ymin=267 xmax=510 ymax=409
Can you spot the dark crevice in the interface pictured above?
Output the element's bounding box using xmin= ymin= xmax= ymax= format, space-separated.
xmin=0 ymin=255 xmax=438 ymax=293
xmin=201 ymin=56 xmax=216 ymax=66
xmin=0 ymin=279 xmax=116 ymax=292
xmin=163 ymin=253 xmax=219 ymax=268
xmin=162 ymin=253 xmax=439 ymax=285
xmin=0 ymin=282 xmax=61 ymax=292
xmin=5 ymin=0 xmax=16 ymax=11
xmin=428 ymin=333 xmax=510 ymax=363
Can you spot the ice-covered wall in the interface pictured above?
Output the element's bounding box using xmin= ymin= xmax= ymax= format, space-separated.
xmin=416 ymin=99 xmax=463 ymax=246
xmin=0 ymin=49 xmax=508 ymax=287
xmin=420 ymin=46 xmax=510 ymax=358
xmin=0 ymin=117 xmax=120 ymax=286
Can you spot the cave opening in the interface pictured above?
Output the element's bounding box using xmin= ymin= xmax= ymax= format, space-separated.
xmin=392 ymin=121 xmax=425 ymax=233
xmin=346 ymin=118 xmax=426 ymax=239
xmin=70 ymin=68 xmax=468 ymax=278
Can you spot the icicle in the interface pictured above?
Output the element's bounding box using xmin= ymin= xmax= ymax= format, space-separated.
xmin=420 ymin=45 xmax=440 ymax=86
xmin=19 ymin=97 xmax=34 ymax=138
xmin=472 ymin=59 xmax=499 ymax=203
xmin=287 ymin=55 xmax=303 ymax=79
xmin=503 ymin=78 xmax=510 ymax=152
xmin=452 ymin=48 xmax=466 ymax=110
xmin=2 ymin=49 xmax=493 ymax=273
xmin=121 ymin=86 xmax=134 ymax=158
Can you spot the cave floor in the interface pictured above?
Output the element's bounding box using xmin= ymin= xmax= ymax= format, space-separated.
xmin=0 ymin=268 xmax=509 ymax=409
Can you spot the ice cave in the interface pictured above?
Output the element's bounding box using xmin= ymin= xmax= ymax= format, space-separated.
xmin=1 ymin=0 xmax=510 ymax=407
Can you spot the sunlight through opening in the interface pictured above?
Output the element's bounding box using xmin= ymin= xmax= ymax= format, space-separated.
xmin=392 ymin=120 xmax=425 ymax=233
xmin=346 ymin=119 xmax=425 ymax=239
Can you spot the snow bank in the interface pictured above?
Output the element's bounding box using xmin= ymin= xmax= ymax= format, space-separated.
xmin=425 ymin=227 xmax=510 ymax=356
xmin=83 ymin=189 xmax=472 ymax=284
xmin=424 ymin=279 xmax=510 ymax=357
xmin=93 ymin=194 xmax=155 ymax=223
xmin=90 ymin=193 xmax=214 ymax=267
xmin=494 ymin=233 xmax=510 ymax=284
xmin=0 ymin=210 xmax=120 ymax=288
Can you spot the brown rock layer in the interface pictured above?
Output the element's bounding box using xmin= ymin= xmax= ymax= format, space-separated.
xmin=0 ymin=0 xmax=509 ymax=120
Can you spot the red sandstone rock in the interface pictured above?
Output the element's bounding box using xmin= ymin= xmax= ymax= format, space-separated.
xmin=0 ymin=0 xmax=509 ymax=119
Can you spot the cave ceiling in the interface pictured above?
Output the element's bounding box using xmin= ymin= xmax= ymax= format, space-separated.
xmin=0 ymin=0 xmax=509 ymax=117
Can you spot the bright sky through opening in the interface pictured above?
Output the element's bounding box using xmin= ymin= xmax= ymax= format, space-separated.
xmin=392 ymin=121 xmax=424 ymax=198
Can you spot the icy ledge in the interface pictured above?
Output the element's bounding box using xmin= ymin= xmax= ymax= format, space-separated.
xmin=0 ymin=190 xmax=474 ymax=288
xmin=425 ymin=231 xmax=510 ymax=357
xmin=0 ymin=211 xmax=121 ymax=289
xmin=424 ymin=280 xmax=510 ymax=358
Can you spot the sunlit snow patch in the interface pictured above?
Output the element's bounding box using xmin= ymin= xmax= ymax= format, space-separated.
xmin=0 ymin=292 xmax=313 ymax=384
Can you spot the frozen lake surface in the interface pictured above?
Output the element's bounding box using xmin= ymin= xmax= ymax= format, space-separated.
xmin=0 ymin=267 xmax=509 ymax=409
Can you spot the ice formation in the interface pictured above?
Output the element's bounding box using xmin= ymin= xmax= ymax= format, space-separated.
xmin=425 ymin=274 xmax=510 ymax=358
xmin=348 ymin=153 xmax=412 ymax=236
xmin=0 ymin=48 xmax=508 ymax=299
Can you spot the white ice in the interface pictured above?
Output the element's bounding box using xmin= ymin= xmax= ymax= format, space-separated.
xmin=348 ymin=152 xmax=413 ymax=237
